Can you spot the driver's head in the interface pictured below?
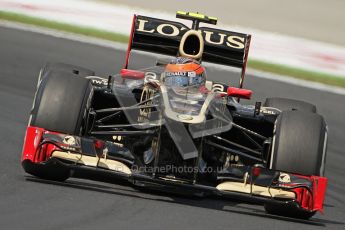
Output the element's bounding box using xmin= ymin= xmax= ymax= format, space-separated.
xmin=163 ymin=57 xmax=206 ymax=88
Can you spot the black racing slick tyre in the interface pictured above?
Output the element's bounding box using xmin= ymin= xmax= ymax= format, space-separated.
xmin=265 ymin=111 xmax=327 ymax=219
xmin=269 ymin=111 xmax=327 ymax=176
xmin=39 ymin=62 xmax=95 ymax=81
xmin=27 ymin=69 xmax=93 ymax=181
xmin=264 ymin=97 xmax=317 ymax=113
xmin=30 ymin=70 xmax=93 ymax=135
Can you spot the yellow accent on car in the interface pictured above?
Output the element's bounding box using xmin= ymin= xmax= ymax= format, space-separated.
xmin=176 ymin=11 xmax=187 ymax=15
xmin=208 ymin=16 xmax=218 ymax=21
xmin=188 ymin=12 xmax=205 ymax=19
xmin=176 ymin=11 xmax=218 ymax=25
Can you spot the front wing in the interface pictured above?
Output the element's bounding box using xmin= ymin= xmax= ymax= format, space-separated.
xmin=22 ymin=126 xmax=327 ymax=214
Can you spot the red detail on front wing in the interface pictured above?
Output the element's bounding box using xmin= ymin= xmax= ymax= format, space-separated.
xmin=291 ymin=176 xmax=328 ymax=212
xmin=22 ymin=126 xmax=58 ymax=163
xmin=22 ymin=126 xmax=44 ymax=163
xmin=312 ymin=176 xmax=328 ymax=212
xmin=22 ymin=126 xmax=328 ymax=213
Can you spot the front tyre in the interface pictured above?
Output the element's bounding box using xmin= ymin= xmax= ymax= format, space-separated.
xmin=269 ymin=111 xmax=327 ymax=176
xmin=30 ymin=70 xmax=93 ymax=135
xmin=265 ymin=111 xmax=327 ymax=219
xmin=264 ymin=97 xmax=317 ymax=113
xmin=25 ymin=69 xmax=94 ymax=181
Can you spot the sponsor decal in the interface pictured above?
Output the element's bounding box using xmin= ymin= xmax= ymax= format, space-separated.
xmin=137 ymin=19 xmax=183 ymax=37
xmin=203 ymin=31 xmax=245 ymax=49
xmin=260 ymin=108 xmax=277 ymax=115
xmin=165 ymin=71 xmax=187 ymax=77
xmin=136 ymin=17 xmax=246 ymax=50
xmin=165 ymin=71 xmax=196 ymax=78
xmin=144 ymin=72 xmax=158 ymax=83
xmin=177 ymin=114 xmax=193 ymax=121
xmin=86 ymin=76 xmax=108 ymax=86
xmin=211 ymin=83 xmax=225 ymax=92
xmin=279 ymin=173 xmax=291 ymax=183
xmin=138 ymin=86 xmax=155 ymax=122
xmin=63 ymin=136 xmax=76 ymax=146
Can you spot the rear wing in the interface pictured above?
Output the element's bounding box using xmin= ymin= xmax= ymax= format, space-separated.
xmin=124 ymin=14 xmax=251 ymax=88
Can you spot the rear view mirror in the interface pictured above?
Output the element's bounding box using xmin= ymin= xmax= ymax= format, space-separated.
xmin=227 ymin=87 xmax=252 ymax=99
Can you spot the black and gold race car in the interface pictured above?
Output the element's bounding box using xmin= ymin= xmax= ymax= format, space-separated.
xmin=22 ymin=11 xmax=328 ymax=219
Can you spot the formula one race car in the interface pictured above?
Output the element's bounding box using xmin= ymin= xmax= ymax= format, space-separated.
xmin=22 ymin=11 xmax=328 ymax=219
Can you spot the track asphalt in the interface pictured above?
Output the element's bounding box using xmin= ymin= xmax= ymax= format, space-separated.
xmin=0 ymin=26 xmax=344 ymax=230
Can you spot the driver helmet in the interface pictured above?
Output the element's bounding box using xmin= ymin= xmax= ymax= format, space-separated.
xmin=163 ymin=57 xmax=206 ymax=88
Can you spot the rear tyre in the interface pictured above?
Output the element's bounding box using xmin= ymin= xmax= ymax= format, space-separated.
xmin=26 ymin=69 xmax=94 ymax=181
xmin=264 ymin=97 xmax=316 ymax=113
xmin=265 ymin=111 xmax=327 ymax=218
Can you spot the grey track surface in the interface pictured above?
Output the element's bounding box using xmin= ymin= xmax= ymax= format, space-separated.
xmin=0 ymin=26 xmax=344 ymax=230
xmin=99 ymin=0 xmax=345 ymax=46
